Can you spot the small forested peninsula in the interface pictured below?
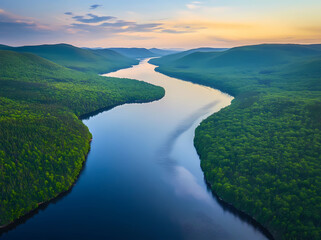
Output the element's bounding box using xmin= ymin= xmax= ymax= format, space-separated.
xmin=0 ymin=47 xmax=164 ymax=227
xmin=150 ymin=44 xmax=321 ymax=240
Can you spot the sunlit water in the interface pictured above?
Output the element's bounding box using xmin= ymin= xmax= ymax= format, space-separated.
xmin=1 ymin=59 xmax=269 ymax=240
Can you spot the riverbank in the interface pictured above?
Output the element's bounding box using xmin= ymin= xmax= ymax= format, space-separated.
xmin=0 ymin=92 xmax=165 ymax=235
xmin=150 ymin=44 xmax=321 ymax=240
xmin=0 ymin=50 xmax=165 ymax=229
xmin=152 ymin=65 xmax=275 ymax=240
xmin=0 ymin=136 xmax=91 ymax=232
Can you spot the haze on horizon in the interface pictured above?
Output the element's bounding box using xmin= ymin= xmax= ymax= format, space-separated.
xmin=0 ymin=0 xmax=320 ymax=48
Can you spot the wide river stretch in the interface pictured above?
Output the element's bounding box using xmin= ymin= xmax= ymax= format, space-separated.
xmin=1 ymin=59 xmax=269 ymax=240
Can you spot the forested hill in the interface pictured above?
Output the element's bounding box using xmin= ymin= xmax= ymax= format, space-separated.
xmin=150 ymin=44 xmax=321 ymax=240
xmin=148 ymin=48 xmax=181 ymax=56
xmin=0 ymin=49 xmax=164 ymax=228
xmin=149 ymin=47 xmax=228 ymax=66
xmin=0 ymin=43 xmax=138 ymax=73
xmin=108 ymin=47 xmax=158 ymax=59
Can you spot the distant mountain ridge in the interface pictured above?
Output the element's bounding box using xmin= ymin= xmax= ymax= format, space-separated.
xmin=0 ymin=43 xmax=138 ymax=73
xmin=148 ymin=48 xmax=179 ymax=56
xmin=108 ymin=48 xmax=157 ymax=59
xmin=149 ymin=47 xmax=228 ymax=65
xmin=150 ymin=44 xmax=321 ymax=71
xmin=107 ymin=47 xmax=181 ymax=59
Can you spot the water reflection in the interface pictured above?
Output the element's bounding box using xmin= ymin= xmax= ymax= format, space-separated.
xmin=172 ymin=166 xmax=213 ymax=203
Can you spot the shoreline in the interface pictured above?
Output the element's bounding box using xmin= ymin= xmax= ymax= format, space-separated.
xmin=79 ymin=96 xmax=164 ymax=120
xmin=0 ymin=86 xmax=165 ymax=236
xmin=0 ymin=136 xmax=92 ymax=234
xmin=202 ymin=168 xmax=275 ymax=240
xmin=153 ymin=64 xmax=276 ymax=240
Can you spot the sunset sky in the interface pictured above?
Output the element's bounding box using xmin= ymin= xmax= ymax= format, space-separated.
xmin=1 ymin=0 xmax=320 ymax=48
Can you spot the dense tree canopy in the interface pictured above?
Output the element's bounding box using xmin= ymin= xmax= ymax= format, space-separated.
xmin=0 ymin=49 xmax=164 ymax=227
xmin=151 ymin=44 xmax=321 ymax=240
xmin=0 ymin=44 xmax=139 ymax=74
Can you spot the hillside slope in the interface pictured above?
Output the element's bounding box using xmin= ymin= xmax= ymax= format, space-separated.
xmin=148 ymin=48 xmax=179 ymax=56
xmin=0 ymin=44 xmax=138 ymax=73
xmin=0 ymin=50 xmax=164 ymax=228
xmin=151 ymin=44 xmax=321 ymax=240
xmin=149 ymin=47 xmax=228 ymax=66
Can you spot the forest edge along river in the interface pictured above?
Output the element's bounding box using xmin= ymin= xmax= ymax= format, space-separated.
xmin=0 ymin=59 xmax=273 ymax=240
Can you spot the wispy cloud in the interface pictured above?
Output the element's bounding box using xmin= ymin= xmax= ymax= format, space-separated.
xmin=64 ymin=10 xmax=165 ymax=34
xmin=186 ymin=1 xmax=202 ymax=10
xmin=63 ymin=8 xmax=207 ymax=38
xmin=0 ymin=9 xmax=54 ymax=44
xmin=100 ymin=20 xmax=135 ymax=28
xmin=161 ymin=29 xmax=191 ymax=34
xmin=158 ymin=24 xmax=202 ymax=34
xmin=0 ymin=9 xmax=50 ymax=32
xmin=90 ymin=4 xmax=102 ymax=10
xmin=69 ymin=21 xmax=162 ymax=34
xmin=64 ymin=12 xmax=73 ymax=16
xmin=297 ymin=25 xmax=321 ymax=33
xmin=72 ymin=14 xmax=115 ymax=23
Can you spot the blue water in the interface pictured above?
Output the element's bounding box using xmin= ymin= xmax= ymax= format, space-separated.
xmin=1 ymin=59 xmax=269 ymax=240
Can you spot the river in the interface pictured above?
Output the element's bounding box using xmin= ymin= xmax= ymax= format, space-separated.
xmin=1 ymin=59 xmax=269 ymax=240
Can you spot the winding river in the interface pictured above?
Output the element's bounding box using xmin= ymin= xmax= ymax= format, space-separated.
xmin=1 ymin=59 xmax=269 ymax=240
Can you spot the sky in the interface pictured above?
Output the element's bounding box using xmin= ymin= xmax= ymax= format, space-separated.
xmin=0 ymin=0 xmax=320 ymax=48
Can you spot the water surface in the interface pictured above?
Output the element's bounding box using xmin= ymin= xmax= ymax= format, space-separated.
xmin=1 ymin=59 xmax=269 ymax=240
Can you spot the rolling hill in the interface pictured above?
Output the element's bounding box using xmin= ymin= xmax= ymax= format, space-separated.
xmin=176 ymin=44 xmax=321 ymax=69
xmin=151 ymin=44 xmax=320 ymax=70
xmin=0 ymin=44 xmax=138 ymax=73
xmin=149 ymin=47 xmax=228 ymax=66
xmin=148 ymin=48 xmax=179 ymax=56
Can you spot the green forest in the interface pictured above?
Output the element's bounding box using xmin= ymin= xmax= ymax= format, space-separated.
xmin=0 ymin=44 xmax=139 ymax=74
xmin=0 ymin=48 xmax=164 ymax=227
xmin=150 ymin=44 xmax=321 ymax=240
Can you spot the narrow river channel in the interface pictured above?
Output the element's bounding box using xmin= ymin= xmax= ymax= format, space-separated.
xmin=1 ymin=59 xmax=269 ymax=240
